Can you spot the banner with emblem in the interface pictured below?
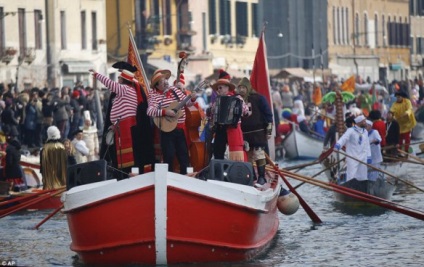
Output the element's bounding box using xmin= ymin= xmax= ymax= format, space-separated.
xmin=127 ymin=28 xmax=150 ymax=96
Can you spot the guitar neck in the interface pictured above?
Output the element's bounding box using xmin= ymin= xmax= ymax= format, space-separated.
xmin=173 ymin=95 xmax=193 ymax=111
xmin=171 ymin=81 xmax=206 ymax=111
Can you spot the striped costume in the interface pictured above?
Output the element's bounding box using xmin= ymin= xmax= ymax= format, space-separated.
xmin=147 ymin=86 xmax=195 ymax=173
xmin=95 ymin=73 xmax=138 ymax=168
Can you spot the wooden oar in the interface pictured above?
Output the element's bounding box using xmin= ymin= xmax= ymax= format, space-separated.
xmin=284 ymin=159 xmax=320 ymax=171
xmin=278 ymin=169 xmax=423 ymax=212
xmin=308 ymin=108 xmax=335 ymax=121
xmin=277 ymin=169 xmax=424 ymax=221
xmin=381 ymin=140 xmax=424 ymax=151
xmin=33 ymin=204 xmax=64 ymax=230
xmin=335 ymin=150 xmax=424 ymax=193
xmin=0 ymin=188 xmax=63 ymax=208
xmin=292 ymin=158 xmax=344 ymax=190
xmin=0 ymin=194 xmax=39 ymax=208
xmin=0 ymin=188 xmax=65 ymax=219
xmin=382 ymin=155 xmax=422 ymax=165
xmin=397 ymin=149 xmax=424 ymax=164
xmin=265 ymin=154 xmax=322 ymax=224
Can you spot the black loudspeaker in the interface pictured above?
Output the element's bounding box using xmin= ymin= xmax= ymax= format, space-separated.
xmin=208 ymin=159 xmax=254 ymax=186
xmin=67 ymin=160 xmax=108 ymax=190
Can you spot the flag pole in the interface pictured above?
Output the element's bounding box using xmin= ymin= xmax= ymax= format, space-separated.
xmin=250 ymin=21 xmax=275 ymax=159
xmin=127 ymin=24 xmax=150 ymax=89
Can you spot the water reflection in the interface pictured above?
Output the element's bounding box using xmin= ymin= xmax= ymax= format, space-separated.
xmin=332 ymin=201 xmax=389 ymax=216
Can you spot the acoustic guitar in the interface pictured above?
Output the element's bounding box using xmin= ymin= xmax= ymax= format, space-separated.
xmin=153 ymin=80 xmax=209 ymax=132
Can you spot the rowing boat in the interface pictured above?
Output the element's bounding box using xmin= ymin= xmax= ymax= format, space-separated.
xmin=320 ymin=150 xmax=400 ymax=204
xmin=61 ymin=160 xmax=294 ymax=265
xmin=281 ymin=127 xmax=324 ymax=159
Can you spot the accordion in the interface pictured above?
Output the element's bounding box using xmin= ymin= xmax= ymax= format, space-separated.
xmin=212 ymin=96 xmax=243 ymax=126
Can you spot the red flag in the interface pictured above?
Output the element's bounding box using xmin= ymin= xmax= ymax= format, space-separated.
xmin=249 ymin=30 xmax=275 ymax=159
xmin=250 ymin=31 xmax=272 ymax=108
xmin=127 ymin=30 xmax=150 ymax=96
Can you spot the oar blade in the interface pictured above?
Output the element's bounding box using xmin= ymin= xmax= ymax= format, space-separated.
xmin=265 ymin=154 xmax=322 ymax=224
xmin=278 ymin=168 xmax=424 ymax=221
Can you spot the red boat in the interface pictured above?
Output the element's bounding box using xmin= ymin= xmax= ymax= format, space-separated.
xmin=0 ymin=157 xmax=63 ymax=214
xmin=62 ymin=162 xmax=287 ymax=265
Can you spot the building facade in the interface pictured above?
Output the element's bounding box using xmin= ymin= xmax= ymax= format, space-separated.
xmin=2 ymin=0 xmax=418 ymax=92
xmin=0 ymin=0 xmax=107 ymax=91
xmin=105 ymin=0 xmax=261 ymax=84
xmin=328 ymin=0 xmax=410 ymax=83
xmin=262 ymin=0 xmax=328 ymax=73
xmin=410 ymin=0 xmax=424 ymax=78
xmin=258 ymin=0 xmax=411 ymax=84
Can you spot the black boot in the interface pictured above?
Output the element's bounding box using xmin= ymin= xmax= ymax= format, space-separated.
xmin=256 ymin=165 xmax=267 ymax=185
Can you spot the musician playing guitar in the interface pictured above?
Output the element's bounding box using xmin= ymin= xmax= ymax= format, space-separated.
xmin=147 ymin=69 xmax=197 ymax=174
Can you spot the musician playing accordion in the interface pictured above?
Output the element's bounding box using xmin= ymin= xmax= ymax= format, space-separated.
xmin=237 ymin=78 xmax=273 ymax=185
xmin=210 ymin=78 xmax=249 ymax=162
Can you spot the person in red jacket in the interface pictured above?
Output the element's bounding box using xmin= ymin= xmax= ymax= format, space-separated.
xmin=368 ymin=110 xmax=386 ymax=147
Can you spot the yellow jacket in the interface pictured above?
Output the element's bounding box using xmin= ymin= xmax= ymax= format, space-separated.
xmin=390 ymin=98 xmax=416 ymax=133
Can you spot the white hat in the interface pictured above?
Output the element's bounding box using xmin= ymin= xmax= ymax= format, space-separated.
xmin=205 ymin=88 xmax=213 ymax=97
xmin=84 ymin=110 xmax=91 ymax=121
xmin=366 ymin=120 xmax=373 ymax=126
xmin=354 ymin=115 xmax=366 ymax=124
xmin=46 ymin=126 xmax=61 ymax=141
xmin=350 ymin=107 xmax=362 ymax=117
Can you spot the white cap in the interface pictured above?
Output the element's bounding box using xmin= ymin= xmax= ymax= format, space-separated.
xmin=354 ymin=115 xmax=366 ymax=124
xmin=46 ymin=126 xmax=61 ymax=141
xmin=84 ymin=110 xmax=91 ymax=121
xmin=366 ymin=120 xmax=373 ymax=126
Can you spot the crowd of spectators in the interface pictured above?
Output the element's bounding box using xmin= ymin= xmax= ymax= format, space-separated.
xmin=0 ymin=83 xmax=111 ymax=163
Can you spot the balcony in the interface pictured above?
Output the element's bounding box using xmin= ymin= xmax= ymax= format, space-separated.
xmin=18 ymin=48 xmax=36 ymax=64
xmin=1 ymin=47 xmax=17 ymax=64
xmin=178 ymin=29 xmax=196 ymax=36
xmin=220 ymin=34 xmax=247 ymax=48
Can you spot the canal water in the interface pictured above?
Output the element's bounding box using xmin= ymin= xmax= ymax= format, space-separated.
xmin=1 ymin=159 xmax=423 ymax=267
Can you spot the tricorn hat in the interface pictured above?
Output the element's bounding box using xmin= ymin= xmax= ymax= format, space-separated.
xmin=112 ymin=61 xmax=138 ymax=72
